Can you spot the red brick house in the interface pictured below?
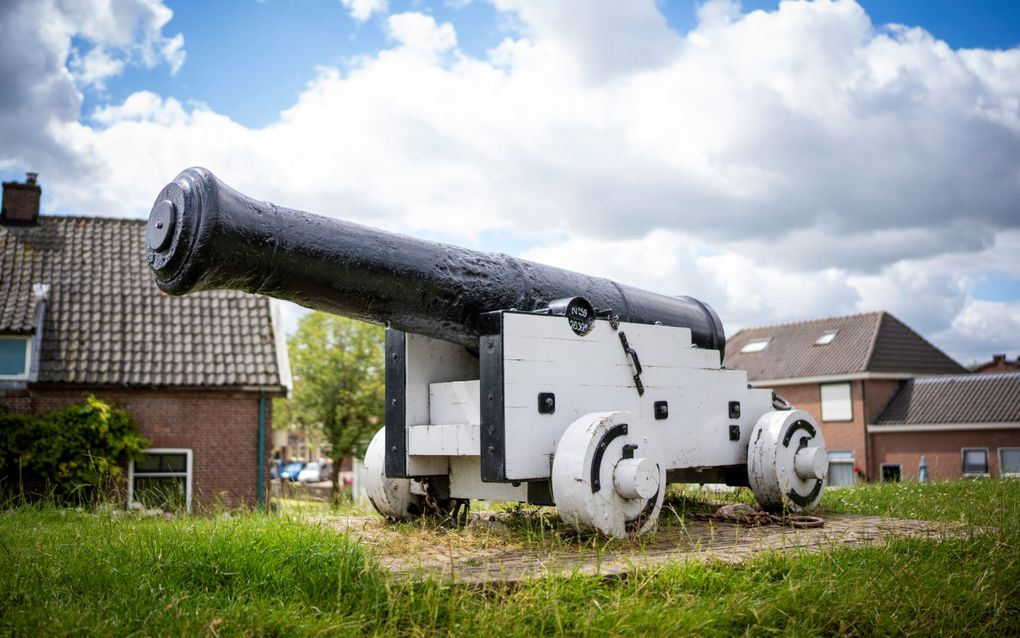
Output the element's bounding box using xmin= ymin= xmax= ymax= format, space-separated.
xmin=869 ymin=372 xmax=1020 ymax=480
xmin=1 ymin=174 xmax=290 ymax=511
xmin=974 ymin=354 xmax=1020 ymax=374
xmin=723 ymin=311 xmax=988 ymax=484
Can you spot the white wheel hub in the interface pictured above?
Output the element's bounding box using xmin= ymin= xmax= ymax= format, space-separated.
xmin=747 ymin=410 xmax=827 ymax=512
xmin=363 ymin=427 xmax=424 ymax=520
xmin=552 ymin=411 xmax=666 ymax=538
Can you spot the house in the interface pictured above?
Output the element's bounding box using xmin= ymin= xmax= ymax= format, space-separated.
xmin=974 ymin=354 xmax=1020 ymax=374
xmin=723 ymin=311 xmax=971 ymax=484
xmin=869 ymin=372 xmax=1020 ymax=480
xmin=1 ymin=173 xmax=290 ymax=511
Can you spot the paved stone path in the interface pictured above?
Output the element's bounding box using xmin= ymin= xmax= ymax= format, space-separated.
xmin=320 ymin=512 xmax=966 ymax=584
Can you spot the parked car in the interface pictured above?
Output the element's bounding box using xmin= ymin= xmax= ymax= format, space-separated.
xmin=297 ymin=461 xmax=332 ymax=483
xmin=279 ymin=461 xmax=305 ymax=481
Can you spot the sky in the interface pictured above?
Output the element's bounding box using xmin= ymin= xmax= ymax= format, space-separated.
xmin=1 ymin=0 xmax=1018 ymax=365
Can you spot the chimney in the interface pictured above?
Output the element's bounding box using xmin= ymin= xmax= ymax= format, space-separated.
xmin=1 ymin=172 xmax=42 ymax=226
xmin=993 ymin=354 xmax=1006 ymax=364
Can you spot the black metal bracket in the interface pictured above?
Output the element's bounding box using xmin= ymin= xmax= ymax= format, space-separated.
xmin=782 ymin=420 xmax=816 ymax=447
xmin=622 ymin=443 xmax=638 ymax=459
xmin=618 ymin=331 xmax=645 ymax=396
xmin=773 ymin=391 xmax=793 ymax=411
xmin=591 ymin=422 xmax=628 ymax=493
xmin=654 ymin=400 xmax=669 ymax=420
xmin=729 ymin=425 xmax=741 ymax=441
xmin=729 ymin=401 xmax=741 ymax=419
xmin=596 ymin=308 xmax=620 ymax=330
xmin=788 ymin=479 xmax=823 ymax=507
xmin=537 ymin=392 xmax=555 ymax=414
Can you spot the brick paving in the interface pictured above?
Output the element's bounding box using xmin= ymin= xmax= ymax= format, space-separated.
xmin=321 ymin=512 xmax=967 ymax=584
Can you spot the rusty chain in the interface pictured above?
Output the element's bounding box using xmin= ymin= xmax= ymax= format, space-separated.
xmin=690 ymin=509 xmax=825 ymax=529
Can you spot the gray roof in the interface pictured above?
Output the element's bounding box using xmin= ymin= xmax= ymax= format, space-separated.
xmin=874 ymin=372 xmax=1020 ymax=425
xmin=1 ymin=216 xmax=285 ymax=389
xmin=723 ymin=311 xmax=965 ymax=381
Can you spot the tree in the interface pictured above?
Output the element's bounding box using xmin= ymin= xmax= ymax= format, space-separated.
xmin=282 ymin=312 xmax=385 ymax=496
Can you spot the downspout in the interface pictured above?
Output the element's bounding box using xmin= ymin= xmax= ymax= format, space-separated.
xmin=258 ymin=390 xmax=266 ymax=509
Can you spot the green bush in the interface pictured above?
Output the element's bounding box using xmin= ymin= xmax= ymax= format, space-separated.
xmin=0 ymin=395 xmax=148 ymax=504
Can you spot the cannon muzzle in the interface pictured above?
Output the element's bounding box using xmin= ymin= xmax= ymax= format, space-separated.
xmin=146 ymin=167 xmax=726 ymax=352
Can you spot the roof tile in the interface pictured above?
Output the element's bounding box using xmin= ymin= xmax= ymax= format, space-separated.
xmin=723 ymin=312 xmax=964 ymax=381
xmin=875 ymin=372 xmax=1020 ymax=425
xmin=1 ymin=217 xmax=284 ymax=389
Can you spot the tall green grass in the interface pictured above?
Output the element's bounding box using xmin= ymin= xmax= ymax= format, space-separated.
xmin=3 ymin=479 xmax=1019 ymax=636
xmin=0 ymin=509 xmax=384 ymax=635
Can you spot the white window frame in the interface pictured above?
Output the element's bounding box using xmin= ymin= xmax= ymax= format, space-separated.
xmin=0 ymin=335 xmax=32 ymax=380
xmin=128 ymin=448 xmax=193 ymax=513
xmin=880 ymin=463 xmax=901 ymax=482
xmin=820 ymin=382 xmax=853 ymax=422
xmin=826 ymin=450 xmax=855 ymax=487
xmin=740 ymin=338 xmax=770 ymax=353
xmin=997 ymin=448 xmax=1020 ymax=477
xmin=961 ymin=447 xmax=990 ymax=478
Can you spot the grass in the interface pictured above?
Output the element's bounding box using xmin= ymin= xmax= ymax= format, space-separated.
xmin=820 ymin=478 xmax=1020 ymax=528
xmin=2 ymin=480 xmax=1019 ymax=636
xmin=0 ymin=509 xmax=386 ymax=635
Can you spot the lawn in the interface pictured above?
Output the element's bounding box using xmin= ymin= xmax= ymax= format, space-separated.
xmin=2 ymin=480 xmax=1018 ymax=636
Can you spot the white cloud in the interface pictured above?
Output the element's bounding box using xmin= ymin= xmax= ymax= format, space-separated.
xmin=0 ymin=0 xmax=184 ymax=168
xmin=385 ymin=12 xmax=457 ymax=55
xmin=489 ymin=0 xmax=680 ymax=80
xmin=2 ymin=0 xmax=1019 ymax=362
xmin=69 ymin=47 xmax=126 ymax=89
xmin=92 ymin=91 xmax=189 ymax=126
xmin=61 ymin=0 xmax=185 ymax=84
xmin=340 ymin=0 xmax=389 ymax=23
xmin=942 ymin=300 xmax=1020 ymax=364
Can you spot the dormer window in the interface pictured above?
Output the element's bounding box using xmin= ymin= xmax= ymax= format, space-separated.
xmin=0 ymin=336 xmax=32 ymax=379
xmin=815 ymin=330 xmax=838 ymax=346
xmin=740 ymin=338 xmax=770 ymax=353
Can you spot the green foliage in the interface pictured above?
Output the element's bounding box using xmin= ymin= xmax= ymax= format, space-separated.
xmin=0 ymin=395 xmax=148 ymax=503
xmin=282 ymin=312 xmax=385 ymax=465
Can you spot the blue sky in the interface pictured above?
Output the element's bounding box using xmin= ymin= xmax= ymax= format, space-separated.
xmin=85 ymin=1 xmax=1020 ymax=129
xmin=1 ymin=0 xmax=1018 ymax=363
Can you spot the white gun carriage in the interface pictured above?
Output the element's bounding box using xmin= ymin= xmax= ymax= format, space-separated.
xmin=146 ymin=168 xmax=828 ymax=538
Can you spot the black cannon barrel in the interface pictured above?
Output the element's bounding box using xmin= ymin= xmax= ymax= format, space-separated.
xmin=146 ymin=167 xmax=726 ymax=353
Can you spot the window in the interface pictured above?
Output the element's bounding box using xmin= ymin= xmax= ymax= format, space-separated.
xmin=0 ymin=336 xmax=31 ymax=378
xmin=815 ymin=330 xmax=838 ymax=346
xmin=827 ymin=450 xmax=855 ymax=486
xmin=961 ymin=448 xmax=989 ymax=477
xmin=820 ymin=382 xmax=853 ymax=421
xmin=881 ymin=464 xmax=901 ymax=482
xmin=740 ymin=338 xmax=770 ymax=353
xmin=129 ymin=449 xmax=192 ymax=512
xmin=1000 ymin=448 xmax=1020 ymax=477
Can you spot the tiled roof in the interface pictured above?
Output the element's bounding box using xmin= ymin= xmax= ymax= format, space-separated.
xmin=723 ymin=311 xmax=964 ymax=381
xmin=874 ymin=372 xmax=1020 ymax=425
xmin=1 ymin=216 xmax=285 ymax=388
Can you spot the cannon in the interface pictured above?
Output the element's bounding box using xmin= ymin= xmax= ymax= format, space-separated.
xmin=147 ymin=167 xmax=828 ymax=537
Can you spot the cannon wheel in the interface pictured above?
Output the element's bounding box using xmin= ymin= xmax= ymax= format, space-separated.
xmin=551 ymin=411 xmax=666 ymax=539
xmin=363 ymin=427 xmax=425 ymax=520
xmin=747 ymin=410 xmax=828 ymax=512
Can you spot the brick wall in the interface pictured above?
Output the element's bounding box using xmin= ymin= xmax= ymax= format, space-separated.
xmin=872 ymin=429 xmax=1020 ymax=480
xmin=0 ymin=386 xmax=273 ymax=511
